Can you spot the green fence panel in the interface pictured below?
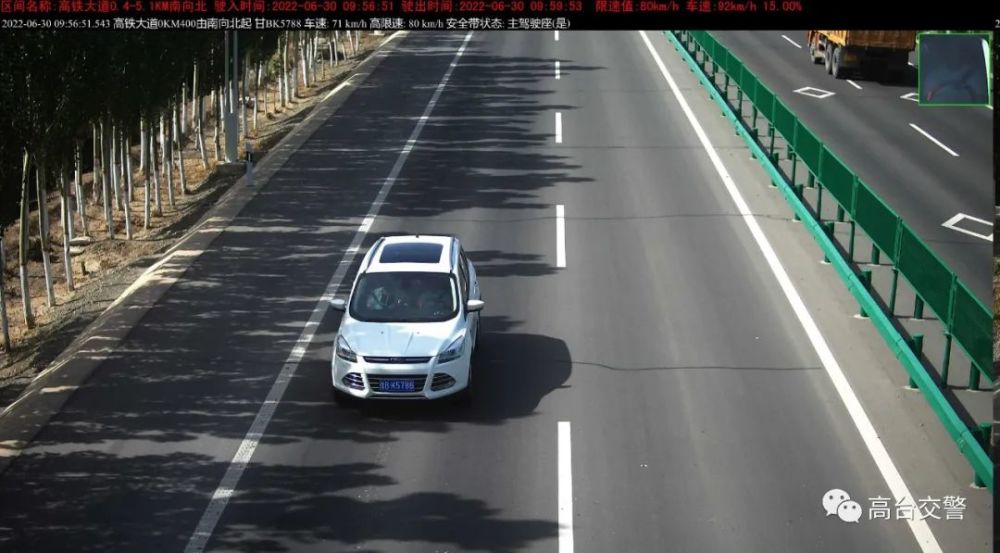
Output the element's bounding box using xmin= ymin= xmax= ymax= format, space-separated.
xmin=818 ymin=146 xmax=856 ymax=209
xmin=739 ymin=64 xmax=756 ymax=94
xmin=794 ymin=121 xmax=822 ymax=172
xmin=755 ymin=84 xmax=776 ymax=123
xmin=951 ymin=282 xmax=993 ymax=379
xmin=726 ymin=51 xmax=743 ymax=79
xmin=773 ymin=100 xmax=795 ymax=144
xmin=708 ymin=35 xmax=721 ymax=60
xmin=897 ymin=224 xmax=954 ymax=321
xmin=853 ymin=182 xmax=899 ymax=259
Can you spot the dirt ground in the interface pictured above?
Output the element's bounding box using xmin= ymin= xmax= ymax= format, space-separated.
xmin=0 ymin=33 xmax=384 ymax=410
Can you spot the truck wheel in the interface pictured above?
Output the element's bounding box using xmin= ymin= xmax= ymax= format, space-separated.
xmin=832 ymin=47 xmax=844 ymax=79
xmin=809 ymin=43 xmax=822 ymax=64
xmin=825 ymin=46 xmax=834 ymax=75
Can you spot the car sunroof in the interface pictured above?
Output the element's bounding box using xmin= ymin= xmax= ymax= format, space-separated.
xmin=379 ymin=242 xmax=444 ymax=263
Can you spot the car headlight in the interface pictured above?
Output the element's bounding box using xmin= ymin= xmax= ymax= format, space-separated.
xmin=336 ymin=335 xmax=358 ymax=363
xmin=437 ymin=335 xmax=465 ymax=364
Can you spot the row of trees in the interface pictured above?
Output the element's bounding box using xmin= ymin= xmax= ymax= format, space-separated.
xmin=0 ymin=30 xmax=371 ymax=353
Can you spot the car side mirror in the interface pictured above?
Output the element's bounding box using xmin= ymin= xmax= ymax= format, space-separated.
xmin=329 ymin=298 xmax=347 ymax=312
xmin=466 ymin=299 xmax=485 ymax=312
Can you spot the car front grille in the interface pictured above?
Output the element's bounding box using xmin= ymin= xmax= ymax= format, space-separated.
xmin=342 ymin=373 xmax=365 ymax=390
xmin=430 ymin=373 xmax=456 ymax=391
xmin=367 ymin=375 xmax=427 ymax=393
xmin=363 ymin=356 xmax=432 ymax=364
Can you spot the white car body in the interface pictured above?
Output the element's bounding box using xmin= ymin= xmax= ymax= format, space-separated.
xmin=330 ymin=235 xmax=482 ymax=401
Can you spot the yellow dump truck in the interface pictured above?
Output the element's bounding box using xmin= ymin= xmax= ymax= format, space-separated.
xmin=807 ymin=31 xmax=917 ymax=81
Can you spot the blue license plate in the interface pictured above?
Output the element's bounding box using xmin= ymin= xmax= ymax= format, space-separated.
xmin=379 ymin=379 xmax=416 ymax=392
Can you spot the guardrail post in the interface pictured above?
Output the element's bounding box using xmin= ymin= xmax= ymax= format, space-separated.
xmin=807 ymin=172 xmax=815 ymax=188
xmin=973 ymin=422 xmax=991 ymax=487
xmin=768 ymin=124 xmax=777 ymax=164
xmin=940 ymin=331 xmax=952 ymax=387
xmin=836 ymin=206 xmax=845 ymax=222
xmin=793 ymin=184 xmax=804 ymax=221
xmin=913 ymin=296 xmax=924 ymax=320
xmin=789 ymin=153 xmax=798 ymax=185
xmin=968 ymin=362 xmax=981 ymax=391
xmin=906 ymin=333 xmax=924 ymax=389
xmin=870 ymin=245 xmax=881 ymax=265
xmin=815 ymin=184 xmax=824 ymax=220
xmin=859 ymin=270 xmax=873 ymax=318
xmin=888 ymin=267 xmax=899 ymax=314
xmin=822 ymin=222 xmax=835 ymax=263
xmin=847 ymin=221 xmax=857 ymax=259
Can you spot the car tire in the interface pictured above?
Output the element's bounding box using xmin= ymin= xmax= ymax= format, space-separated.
xmin=451 ymin=366 xmax=474 ymax=407
xmin=825 ymin=45 xmax=834 ymax=75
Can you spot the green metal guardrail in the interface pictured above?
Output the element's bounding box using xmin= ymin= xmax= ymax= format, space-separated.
xmin=666 ymin=30 xmax=993 ymax=491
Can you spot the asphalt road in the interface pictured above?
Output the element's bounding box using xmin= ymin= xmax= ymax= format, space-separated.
xmin=0 ymin=31 xmax=989 ymax=553
xmin=714 ymin=31 xmax=993 ymax=304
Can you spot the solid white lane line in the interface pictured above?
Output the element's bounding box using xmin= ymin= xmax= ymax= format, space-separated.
xmin=556 ymin=204 xmax=566 ymax=268
xmin=555 ymin=112 xmax=563 ymax=143
xmin=555 ymin=60 xmax=561 ymax=79
xmin=555 ymin=30 xmax=560 ymax=41
xmin=558 ymin=421 xmax=574 ymax=553
xmin=846 ymin=79 xmax=862 ymax=90
xmin=323 ymin=75 xmax=355 ymax=101
xmin=639 ymin=31 xmax=944 ymax=553
xmin=183 ymin=30 xmax=475 ymax=553
xmin=780 ymin=34 xmax=802 ymax=48
xmin=909 ymin=123 xmax=959 ymax=157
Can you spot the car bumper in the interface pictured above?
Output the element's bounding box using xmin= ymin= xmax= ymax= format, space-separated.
xmin=331 ymin=351 xmax=470 ymax=400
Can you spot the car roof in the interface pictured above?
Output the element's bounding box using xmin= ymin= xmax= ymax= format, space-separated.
xmin=365 ymin=235 xmax=456 ymax=274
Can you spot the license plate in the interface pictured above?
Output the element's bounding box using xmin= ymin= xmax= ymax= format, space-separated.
xmin=379 ymin=379 xmax=416 ymax=392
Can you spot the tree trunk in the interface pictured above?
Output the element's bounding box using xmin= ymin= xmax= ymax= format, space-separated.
xmin=74 ymin=140 xmax=89 ymax=237
xmin=332 ymin=31 xmax=338 ymax=66
xmin=241 ymin=55 xmax=249 ymax=139
xmin=300 ymin=32 xmax=308 ymax=88
xmin=166 ymin=107 xmax=176 ymax=208
xmin=0 ymin=228 xmax=11 ymax=351
xmin=125 ymin=127 xmax=135 ymax=204
xmin=282 ymin=33 xmax=290 ymax=107
xmin=180 ymin=81 xmax=188 ymax=136
xmin=213 ymin=88 xmax=221 ymax=160
xmin=153 ymin=113 xmax=164 ymax=217
xmin=175 ymin=102 xmax=188 ymax=197
xmin=110 ymin=124 xmax=120 ymax=211
xmin=158 ymin=115 xmax=166 ymax=216
xmin=36 ymin=161 xmax=55 ymax=307
xmin=18 ymin=150 xmax=34 ymax=328
xmin=191 ymin=61 xmax=198 ymax=129
xmin=143 ymin=117 xmax=151 ymax=230
xmin=254 ymin=60 xmax=261 ymax=131
xmin=121 ymin=130 xmax=133 ymax=240
xmin=92 ymin=122 xmax=102 ymax=203
xmin=61 ymin=163 xmax=74 ymax=244
xmin=195 ymin=62 xmax=208 ymax=170
xmin=119 ymin=128 xmax=128 ymax=208
xmin=149 ymin=119 xmax=160 ymax=225
xmin=60 ymin=167 xmax=74 ymax=291
xmin=100 ymin=121 xmax=113 ymax=238
xmin=139 ymin=118 xmax=148 ymax=172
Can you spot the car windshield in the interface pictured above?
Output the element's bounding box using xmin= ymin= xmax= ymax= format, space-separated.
xmin=349 ymin=271 xmax=458 ymax=323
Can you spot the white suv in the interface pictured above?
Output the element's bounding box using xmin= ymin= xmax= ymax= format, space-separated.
xmin=329 ymin=235 xmax=483 ymax=403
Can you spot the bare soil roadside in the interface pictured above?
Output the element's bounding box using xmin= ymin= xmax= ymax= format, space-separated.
xmin=0 ymin=33 xmax=384 ymax=410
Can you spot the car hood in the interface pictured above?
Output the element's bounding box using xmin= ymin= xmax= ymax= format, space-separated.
xmin=339 ymin=319 xmax=463 ymax=357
